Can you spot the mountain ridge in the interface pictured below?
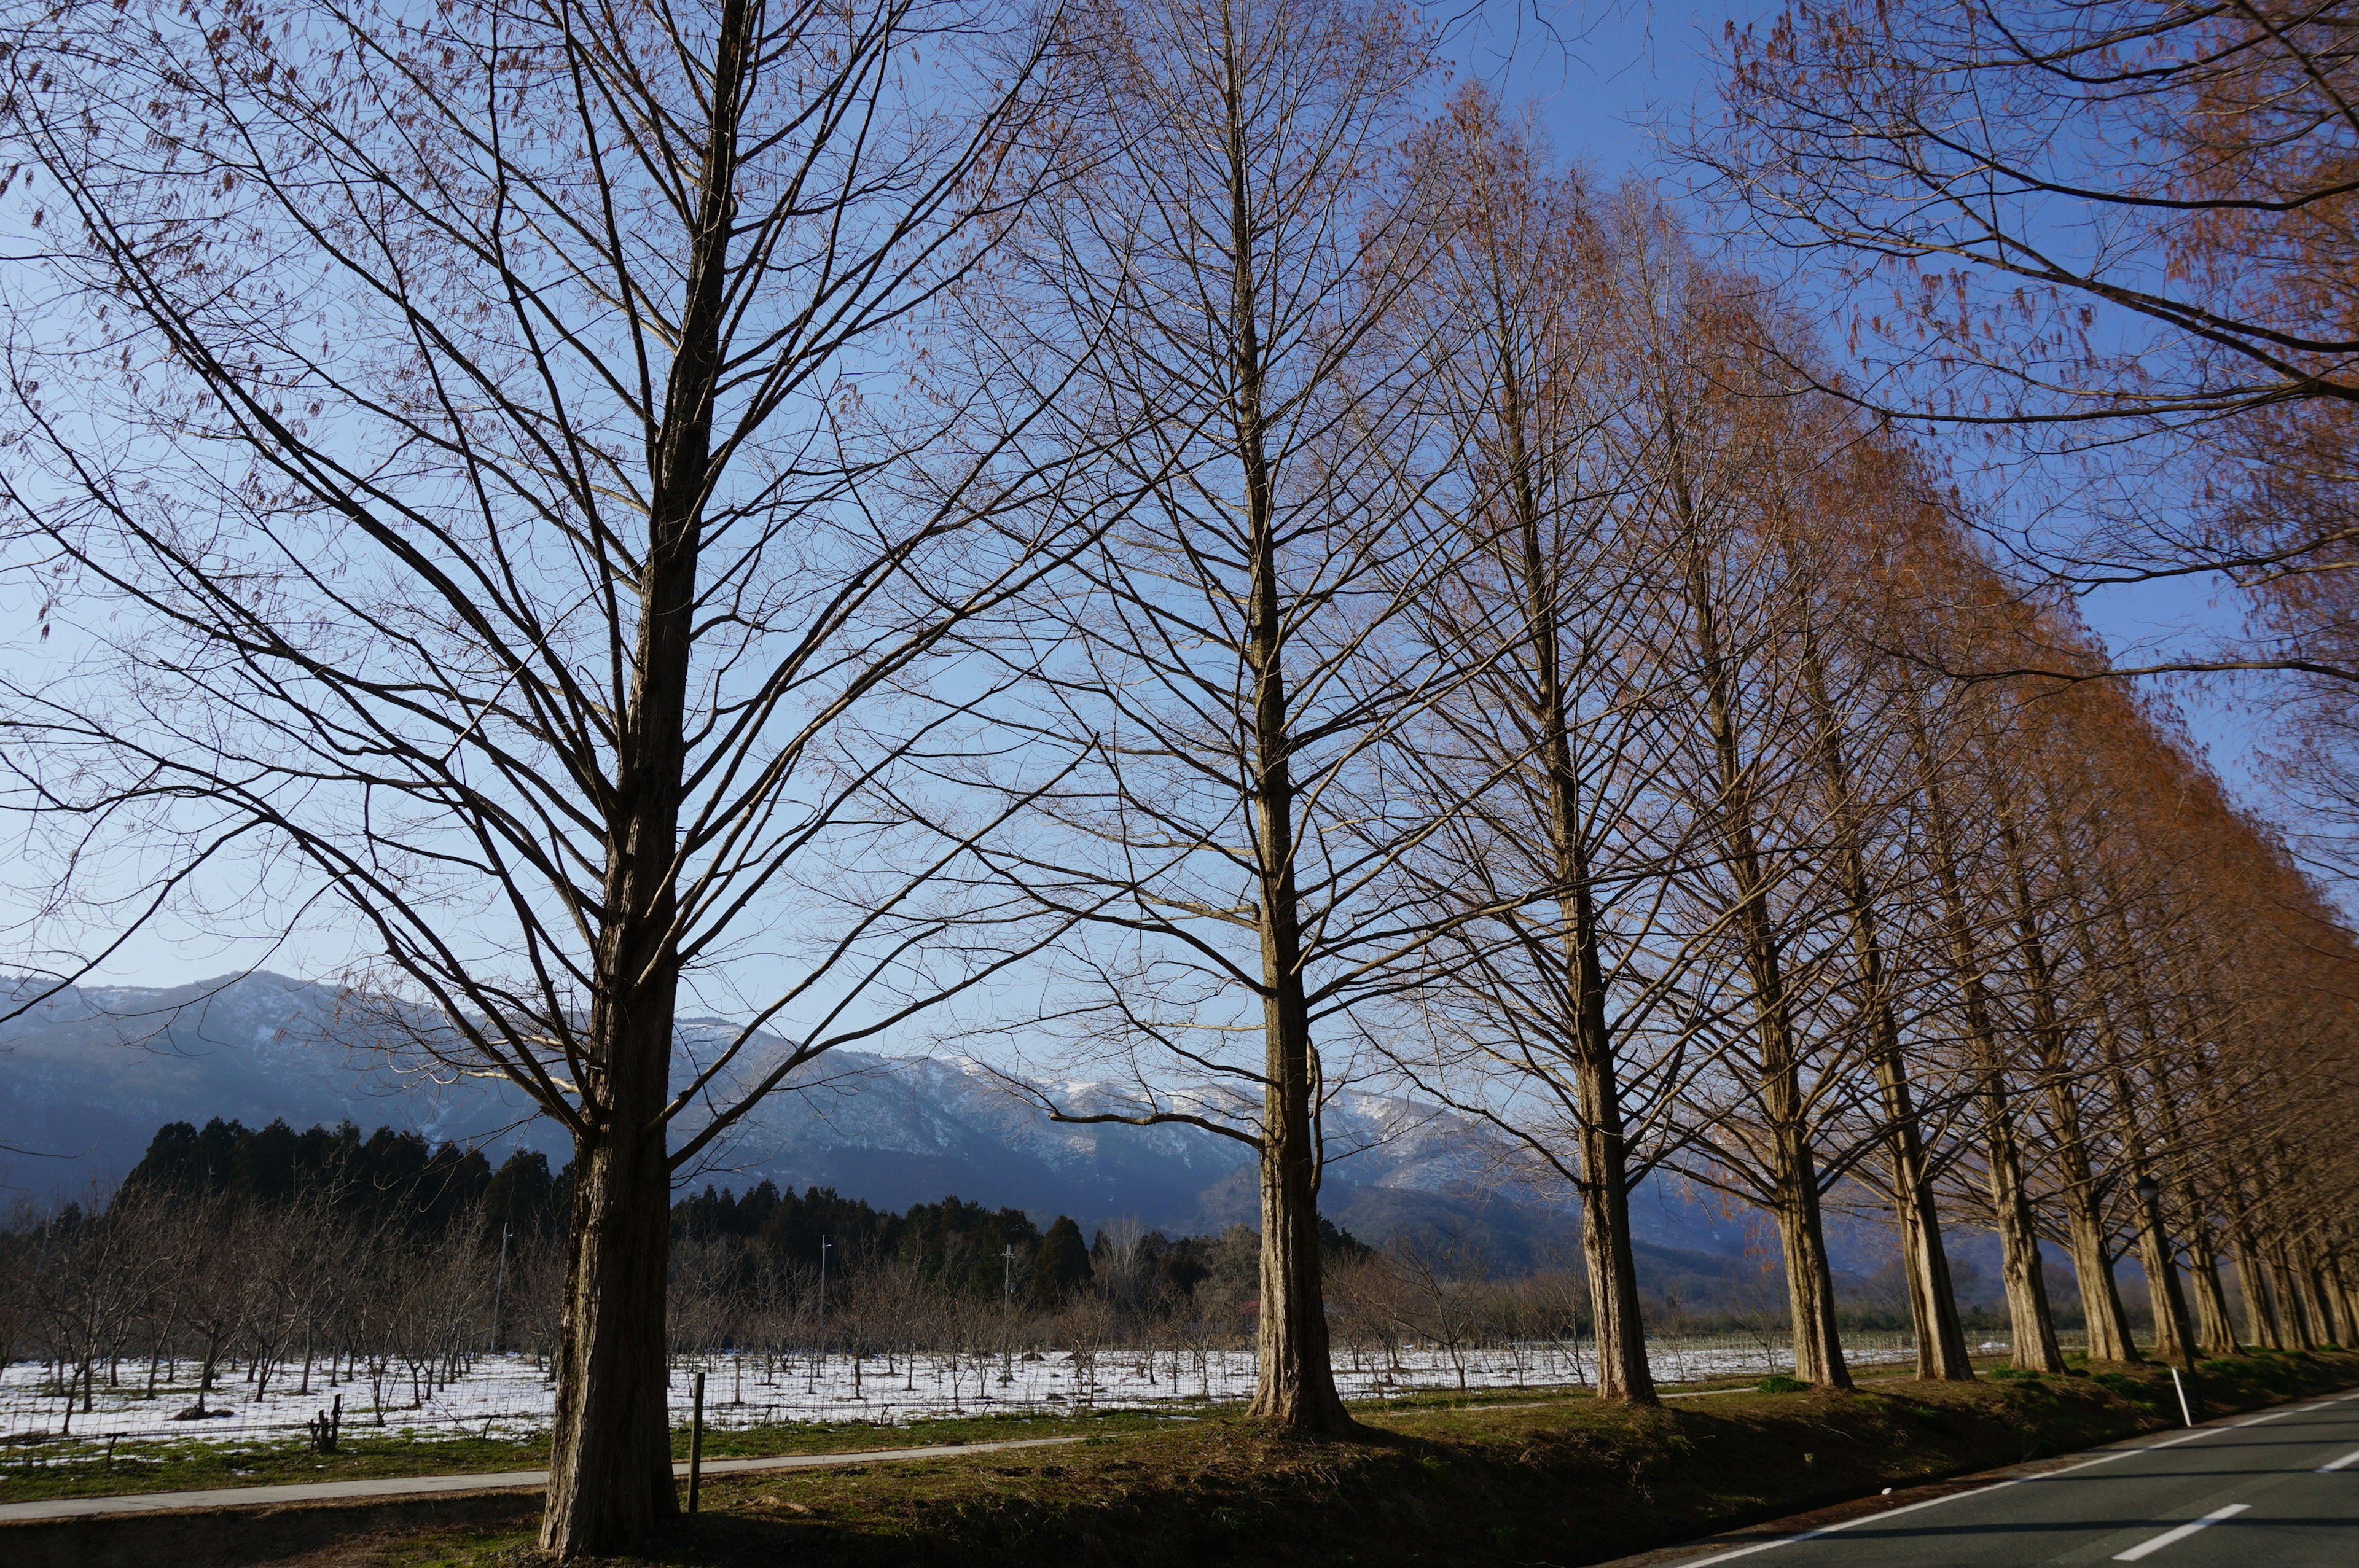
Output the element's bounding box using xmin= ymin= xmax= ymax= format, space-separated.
xmin=0 ymin=970 xmax=1916 ymax=1290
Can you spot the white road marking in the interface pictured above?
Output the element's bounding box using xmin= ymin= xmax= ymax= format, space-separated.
xmin=2110 ymin=1504 xmax=2250 ymax=1561
xmin=1672 ymin=1483 xmax=2022 ymax=1566
xmin=1666 ymin=1387 xmax=2359 ymax=1565
xmin=2316 ymin=1446 xmax=2359 ymax=1473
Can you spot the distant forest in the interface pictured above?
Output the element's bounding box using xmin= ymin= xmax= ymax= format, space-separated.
xmin=121 ymin=1117 xmax=1372 ymax=1311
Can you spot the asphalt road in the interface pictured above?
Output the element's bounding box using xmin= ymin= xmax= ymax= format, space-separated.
xmin=1661 ymin=1387 xmax=2359 ymax=1567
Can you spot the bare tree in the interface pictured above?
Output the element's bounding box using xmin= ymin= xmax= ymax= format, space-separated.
xmin=970 ymin=0 xmax=1489 ymax=1433
xmin=1600 ymin=237 xmax=1875 ymax=1392
xmin=0 ymin=0 xmax=1091 ymax=1548
xmin=1784 ymin=464 xmax=1978 ymax=1382
xmin=1377 ymin=128 xmax=1698 ymax=1405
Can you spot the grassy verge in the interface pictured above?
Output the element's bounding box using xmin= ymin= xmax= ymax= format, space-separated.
xmin=309 ymin=1347 xmax=2358 ymax=1568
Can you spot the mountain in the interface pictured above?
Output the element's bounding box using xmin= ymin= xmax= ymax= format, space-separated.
xmin=0 ymin=971 xmax=1920 ymax=1290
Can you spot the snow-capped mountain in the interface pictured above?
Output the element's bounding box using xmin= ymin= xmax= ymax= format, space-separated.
xmin=0 ymin=971 xmax=1909 ymax=1282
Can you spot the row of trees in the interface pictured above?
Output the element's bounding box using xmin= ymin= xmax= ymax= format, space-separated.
xmin=6 ymin=0 xmax=2359 ymax=1551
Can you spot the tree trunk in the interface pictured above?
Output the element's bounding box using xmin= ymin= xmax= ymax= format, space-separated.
xmin=1985 ymin=1114 xmax=2067 ymax=1373
xmin=2302 ymin=1245 xmax=2344 ymax=1346
xmin=1502 ymin=365 xmax=1654 ymax=1407
xmin=2232 ymin=1226 xmax=2282 ymax=1348
xmin=535 ymin=2 xmax=743 ymax=1547
xmin=2147 ymin=1056 xmax=2240 ymax=1357
xmin=1804 ymin=649 xmax=1969 ymax=1381
xmin=1914 ymin=710 xmax=2062 ymax=1373
xmin=2188 ymin=1247 xmax=2241 ymax=1358
xmin=1679 ymin=494 xmax=1847 ymax=1391
xmin=1575 ymin=1056 xmax=1656 ymax=1403
xmin=2268 ymin=1233 xmax=2318 ymax=1349
xmin=1993 ymin=808 xmax=2137 ymax=1363
xmin=542 ymin=1121 xmax=676 ymax=1551
xmin=1774 ymin=1142 xmax=1852 ymax=1387
xmin=1248 ymin=975 xmax=1349 ymax=1432
xmin=2060 ymin=1189 xmax=2138 ymax=1363
xmin=1879 ymin=1050 xmax=1975 ymax=1381
xmin=2096 ymin=988 xmax=2196 ymax=1363
xmin=2132 ymin=1207 xmax=2195 ymax=1365
xmin=1230 ymin=76 xmax=1347 ymax=1435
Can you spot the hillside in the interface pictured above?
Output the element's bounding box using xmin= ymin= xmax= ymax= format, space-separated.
xmin=0 ymin=971 xmax=1927 ymax=1299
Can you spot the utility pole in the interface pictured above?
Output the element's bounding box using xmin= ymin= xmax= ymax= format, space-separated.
xmin=687 ymin=1370 xmax=706 ymax=1513
xmin=816 ymin=1234 xmax=831 ymax=1386
xmin=1001 ymin=1244 xmax=1017 ymax=1385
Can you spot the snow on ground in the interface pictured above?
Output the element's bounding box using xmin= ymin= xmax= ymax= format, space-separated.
xmin=0 ymin=1333 xmax=1925 ymax=1458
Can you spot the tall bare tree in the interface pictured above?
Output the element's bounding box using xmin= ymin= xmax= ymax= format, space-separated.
xmin=1615 ymin=246 xmax=1864 ymax=1391
xmin=1379 ymin=111 xmax=1692 ymax=1406
xmin=974 ymin=0 xmax=1484 ymax=1432
xmin=0 ymin=0 xmax=1084 ymax=1549
xmin=1786 ymin=472 xmax=1976 ymax=1382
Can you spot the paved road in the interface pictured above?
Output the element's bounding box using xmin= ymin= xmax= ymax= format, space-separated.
xmin=0 ymin=1433 xmax=1084 ymax=1524
xmin=1656 ymin=1387 xmax=2359 ymax=1567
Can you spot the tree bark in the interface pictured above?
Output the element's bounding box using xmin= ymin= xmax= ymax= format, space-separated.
xmin=1876 ymin=1048 xmax=1975 ymax=1381
xmin=1984 ymin=1095 xmax=2067 ymax=1372
xmin=542 ymin=1117 xmax=677 ymax=1551
xmin=1573 ymin=1082 xmax=1657 ymax=1403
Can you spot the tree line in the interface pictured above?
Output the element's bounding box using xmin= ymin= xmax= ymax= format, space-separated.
xmin=0 ymin=1117 xmax=1404 ymax=1426
xmin=5 ymin=0 xmax=2359 ymax=1553
xmin=110 ymin=1115 xmax=1222 ymax=1305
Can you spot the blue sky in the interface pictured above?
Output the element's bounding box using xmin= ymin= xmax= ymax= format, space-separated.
xmin=0 ymin=1 xmax=2283 ymax=993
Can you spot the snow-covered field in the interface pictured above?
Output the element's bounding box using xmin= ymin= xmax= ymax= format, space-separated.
xmin=0 ymin=1333 xmax=1928 ymax=1457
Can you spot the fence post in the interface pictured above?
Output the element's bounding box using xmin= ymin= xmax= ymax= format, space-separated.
xmin=688 ymin=1370 xmax=706 ymax=1515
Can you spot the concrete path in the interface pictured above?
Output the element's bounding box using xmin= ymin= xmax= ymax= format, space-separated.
xmin=1616 ymin=1387 xmax=2359 ymax=1568
xmin=0 ymin=1433 xmax=1085 ymax=1524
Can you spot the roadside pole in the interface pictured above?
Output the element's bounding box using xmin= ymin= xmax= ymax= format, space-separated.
xmin=689 ymin=1371 xmax=707 ymax=1514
